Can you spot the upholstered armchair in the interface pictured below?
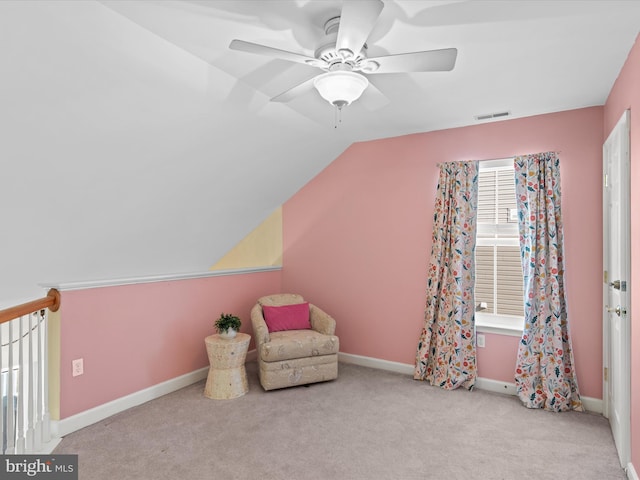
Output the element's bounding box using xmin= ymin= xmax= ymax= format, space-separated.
xmin=251 ymin=294 xmax=339 ymax=391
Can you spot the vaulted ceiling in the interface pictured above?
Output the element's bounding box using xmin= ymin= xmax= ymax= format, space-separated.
xmin=2 ymin=0 xmax=639 ymax=303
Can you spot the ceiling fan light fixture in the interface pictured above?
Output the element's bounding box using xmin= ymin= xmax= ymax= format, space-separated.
xmin=313 ymin=71 xmax=369 ymax=108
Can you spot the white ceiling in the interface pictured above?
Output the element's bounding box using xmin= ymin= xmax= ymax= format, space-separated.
xmin=1 ymin=0 xmax=639 ymax=304
xmin=100 ymin=0 xmax=640 ymax=138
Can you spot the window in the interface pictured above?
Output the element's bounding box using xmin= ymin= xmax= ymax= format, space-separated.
xmin=475 ymin=159 xmax=524 ymax=335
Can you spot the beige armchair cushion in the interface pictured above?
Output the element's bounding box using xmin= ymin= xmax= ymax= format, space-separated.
xmin=260 ymin=329 xmax=339 ymax=362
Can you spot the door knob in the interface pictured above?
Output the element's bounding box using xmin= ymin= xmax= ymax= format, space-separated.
xmin=606 ymin=305 xmax=626 ymax=317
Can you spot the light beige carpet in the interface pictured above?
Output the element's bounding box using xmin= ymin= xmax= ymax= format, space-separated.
xmin=53 ymin=362 xmax=625 ymax=479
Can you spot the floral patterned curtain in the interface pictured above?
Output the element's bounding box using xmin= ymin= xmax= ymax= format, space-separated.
xmin=514 ymin=152 xmax=582 ymax=411
xmin=414 ymin=161 xmax=478 ymax=390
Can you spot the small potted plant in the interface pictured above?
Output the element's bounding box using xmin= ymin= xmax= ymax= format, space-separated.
xmin=215 ymin=312 xmax=242 ymax=339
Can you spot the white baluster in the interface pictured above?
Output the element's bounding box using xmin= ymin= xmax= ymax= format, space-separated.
xmin=34 ymin=312 xmax=41 ymax=451
xmin=15 ymin=316 xmax=25 ymax=453
xmin=26 ymin=312 xmax=35 ymax=452
xmin=41 ymin=310 xmax=50 ymax=444
xmin=6 ymin=320 xmax=15 ymax=453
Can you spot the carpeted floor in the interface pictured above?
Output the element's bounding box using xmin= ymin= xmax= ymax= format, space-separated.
xmin=53 ymin=362 xmax=625 ymax=480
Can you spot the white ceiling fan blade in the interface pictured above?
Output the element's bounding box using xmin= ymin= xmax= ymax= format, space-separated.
xmin=358 ymin=80 xmax=390 ymax=111
xmin=229 ymin=39 xmax=327 ymax=68
xmin=336 ymin=0 xmax=384 ymax=57
xmin=270 ymin=76 xmax=317 ymax=103
xmin=368 ymin=48 xmax=458 ymax=74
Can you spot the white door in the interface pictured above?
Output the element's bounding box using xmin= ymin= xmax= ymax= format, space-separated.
xmin=602 ymin=109 xmax=630 ymax=468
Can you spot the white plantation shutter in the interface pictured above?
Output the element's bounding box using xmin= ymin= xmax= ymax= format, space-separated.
xmin=475 ymin=162 xmax=525 ymax=321
xmin=475 ymin=245 xmax=495 ymax=312
xmin=496 ymin=245 xmax=524 ymax=316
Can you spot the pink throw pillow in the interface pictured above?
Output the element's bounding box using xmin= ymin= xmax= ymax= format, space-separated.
xmin=262 ymin=302 xmax=311 ymax=332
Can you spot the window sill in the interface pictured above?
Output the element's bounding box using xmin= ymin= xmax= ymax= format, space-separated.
xmin=475 ymin=313 xmax=523 ymax=337
xmin=476 ymin=323 xmax=523 ymax=337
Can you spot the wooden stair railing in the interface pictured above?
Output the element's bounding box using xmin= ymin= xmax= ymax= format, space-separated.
xmin=0 ymin=289 xmax=60 ymax=325
xmin=0 ymin=288 xmax=59 ymax=453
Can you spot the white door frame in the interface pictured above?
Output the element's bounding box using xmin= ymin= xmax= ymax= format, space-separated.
xmin=602 ymin=109 xmax=631 ymax=469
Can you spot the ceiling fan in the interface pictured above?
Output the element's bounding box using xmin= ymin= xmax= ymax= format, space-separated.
xmin=229 ymin=0 xmax=457 ymax=111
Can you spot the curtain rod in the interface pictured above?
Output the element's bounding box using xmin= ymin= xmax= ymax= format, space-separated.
xmin=436 ymin=151 xmax=561 ymax=166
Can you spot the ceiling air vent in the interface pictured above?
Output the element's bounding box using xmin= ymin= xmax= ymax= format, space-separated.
xmin=474 ymin=111 xmax=510 ymax=121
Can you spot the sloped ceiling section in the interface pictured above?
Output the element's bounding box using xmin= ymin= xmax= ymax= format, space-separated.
xmin=0 ymin=1 xmax=351 ymax=303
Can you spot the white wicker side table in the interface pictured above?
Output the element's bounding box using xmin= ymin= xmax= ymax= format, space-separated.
xmin=204 ymin=333 xmax=250 ymax=400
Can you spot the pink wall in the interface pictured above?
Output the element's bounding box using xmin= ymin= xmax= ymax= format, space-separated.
xmin=476 ymin=334 xmax=518 ymax=382
xmin=58 ymin=270 xmax=281 ymax=418
xmin=604 ymin=33 xmax=640 ymax=472
xmin=51 ymin=34 xmax=638 ymax=469
xmin=283 ymin=107 xmax=604 ymax=399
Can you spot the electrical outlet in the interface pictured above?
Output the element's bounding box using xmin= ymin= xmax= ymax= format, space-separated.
xmin=477 ymin=334 xmax=486 ymax=348
xmin=72 ymin=358 xmax=84 ymax=377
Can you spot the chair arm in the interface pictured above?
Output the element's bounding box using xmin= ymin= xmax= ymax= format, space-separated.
xmin=309 ymin=304 xmax=336 ymax=335
xmin=250 ymin=303 xmax=270 ymax=346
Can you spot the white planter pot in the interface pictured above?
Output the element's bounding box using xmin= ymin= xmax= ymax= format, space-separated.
xmin=219 ymin=328 xmax=237 ymax=340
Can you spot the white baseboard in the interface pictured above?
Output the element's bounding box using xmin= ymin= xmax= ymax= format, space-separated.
xmin=50 ymin=350 xmax=604 ymax=442
xmin=628 ymin=462 xmax=639 ymax=480
xmin=474 ymin=376 xmax=518 ymax=396
xmin=39 ymin=438 xmax=63 ymax=455
xmin=581 ymin=396 xmax=603 ymax=414
xmin=51 ymin=367 xmax=209 ymax=438
xmin=338 ymin=352 xmax=414 ymax=375
xmin=338 ymin=352 xmax=603 ymax=413
xmin=51 ymin=349 xmax=260 ymax=440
